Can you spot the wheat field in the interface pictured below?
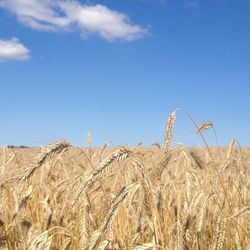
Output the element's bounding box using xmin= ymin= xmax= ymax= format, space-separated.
xmin=0 ymin=112 xmax=249 ymax=250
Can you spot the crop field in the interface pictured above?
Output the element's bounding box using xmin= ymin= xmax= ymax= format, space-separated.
xmin=0 ymin=113 xmax=249 ymax=250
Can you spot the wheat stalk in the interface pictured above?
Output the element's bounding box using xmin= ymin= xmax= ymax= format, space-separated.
xmin=233 ymin=206 xmax=250 ymax=218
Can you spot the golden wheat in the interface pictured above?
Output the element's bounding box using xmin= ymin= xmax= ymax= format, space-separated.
xmin=0 ymin=115 xmax=249 ymax=249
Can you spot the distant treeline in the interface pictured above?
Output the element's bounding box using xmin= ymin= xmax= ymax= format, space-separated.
xmin=7 ymin=145 xmax=30 ymax=148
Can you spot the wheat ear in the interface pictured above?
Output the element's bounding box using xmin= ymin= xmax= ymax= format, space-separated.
xmin=87 ymin=183 xmax=137 ymax=250
xmin=18 ymin=140 xmax=71 ymax=181
xmin=73 ymin=147 xmax=130 ymax=205
xmin=163 ymin=111 xmax=176 ymax=153
xmin=196 ymin=122 xmax=213 ymax=133
xmin=227 ymin=139 xmax=236 ymax=159
xmin=215 ymin=216 xmax=228 ymax=250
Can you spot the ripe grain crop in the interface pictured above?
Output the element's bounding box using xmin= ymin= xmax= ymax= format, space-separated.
xmin=0 ymin=111 xmax=249 ymax=249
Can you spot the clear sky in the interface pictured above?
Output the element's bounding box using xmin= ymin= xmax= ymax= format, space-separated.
xmin=0 ymin=0 xmax=249 ymax=147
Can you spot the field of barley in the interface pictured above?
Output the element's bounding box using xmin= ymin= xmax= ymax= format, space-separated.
xmin=0 ymin=112 xmax=249 ymax=250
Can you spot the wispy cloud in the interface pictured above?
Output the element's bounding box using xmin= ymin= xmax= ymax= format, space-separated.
xmin=138 ymin=0 xmax=166 ymax=3
xmin=0 ymin=0 xmax=147 ymax=41
xmin=184 ymin=0 xmax=198 ymax=8
xmin=0 ymin=38 xmax=30 ymax=61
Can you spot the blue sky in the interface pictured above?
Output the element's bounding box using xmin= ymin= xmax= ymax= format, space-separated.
xmin=0 ymin=0 xmax=249 ymax=147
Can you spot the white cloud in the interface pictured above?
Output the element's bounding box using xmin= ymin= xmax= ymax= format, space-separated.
xmin=0 ymin=0 xmax=147 ymax=41
xmin=0 ymin=38 xmax=30 ymax=61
